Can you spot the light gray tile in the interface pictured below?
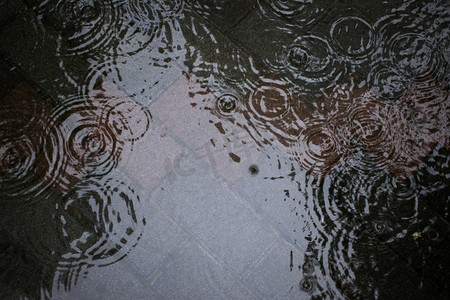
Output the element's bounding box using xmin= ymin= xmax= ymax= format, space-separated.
xmin=151 ymin=159 xmax=278 ymax=276
xmin=126 ymin=198 xmax=190 ymax=278
xmin=150 ymin=242 xmax=257 ymax=300
xmin=53 ymin=260 xmax=161 ymax=300
xmin=243 ymin=238 xmax=304 ymax=299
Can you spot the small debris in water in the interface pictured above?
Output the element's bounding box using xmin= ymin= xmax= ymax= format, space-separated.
xmin=412 ymin=231 xmax=422 ymax=240
xmin=229 ymin=152 xmax=241 ymax=163
xmin=290 ymin=250 xmax=293 ymax=272
xmin=249 ymin=164 xmax=259 ymax=175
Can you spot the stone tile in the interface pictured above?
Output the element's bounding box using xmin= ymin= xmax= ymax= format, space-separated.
xmin=53 ymin=260 xmax=161 ymax=300
xmin=150 ymin=74 xmax=263 ymax=185
xmin=151 ymin=159 xmax=279 ymax=276
xmin=116 ymin=118 xmax=188 ymax=193
xmin=106 ymin=52 xmax=185 ymax=108
xmin=125 ymin=199 xmax=190 ymax=278
xmin=243 ymin=238 xmax=305 ymax=299
xmin=150 ymin=241 xmax=257 ymax=299
xmin=231 ymin=147 xmax=321 ymax=248
xmin=186 ymin=0 xmax=257 ymax=32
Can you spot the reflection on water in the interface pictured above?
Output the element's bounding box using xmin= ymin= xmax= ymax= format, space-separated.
xmin=0 ymin=79 xmax=150 ymax=298
xmin=1 ymin=0 xmax=449 ymax=298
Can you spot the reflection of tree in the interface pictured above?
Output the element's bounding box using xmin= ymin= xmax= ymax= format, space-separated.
xmin=0 ymin=191 xmax=62 ymax=299
xmin=0 ymin=82 xmax=147 ymax=298
xmin=181 ymin=5 xmax=449 ymax=298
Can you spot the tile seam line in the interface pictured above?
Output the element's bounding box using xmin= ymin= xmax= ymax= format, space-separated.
xmin=148 ymin=236 xmax=262 ymax=300
xmin=182 ymin=5 xmax=270 ymax=70
xmin=241 ymin=236 xmax=283 ymax=279
xmin=225 ymin=181 xmax=310 ymax=255
xmin=224 ymin=1 xmax=259 ymax=34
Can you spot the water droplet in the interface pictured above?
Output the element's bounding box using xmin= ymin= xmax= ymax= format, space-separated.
xmin=44 ymin=97 xmax=123 ymax=192
xmin=330 ymin=16 xmax=376 ymax=61
xmin=247 ymin=78 xmax=292 ymax=121
xmin=216 ymin=93 xmax=238 ymax=116
xmin=57 ymin=177 xmax=145 ymax=269
xmin=368 ymin=63 xmax=410 ymax=100
xmin=291 ymin=118 xmax=350 ymax=176
xmin=299 ymin=276 xmax=316 ymax=293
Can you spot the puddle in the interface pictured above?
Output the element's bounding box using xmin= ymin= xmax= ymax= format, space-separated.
xmin=0 ymin=0 xmax=449 ymax=299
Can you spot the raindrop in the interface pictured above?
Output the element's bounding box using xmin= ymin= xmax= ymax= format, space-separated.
xmin=90 ymin=81 xmax=152 ymax=144
xmin=38 ymin=0 xmax=120 ymax=56
xmin=367 ymin=63 xmax=410 ymax=101
xmin=57 ymin=177 xmax=146 ymax=269
xmin=268 ymin=0 xmax=312 ymax=17
xmin=247 ymin=78 xmax=292 ymax=122
xmin=291 ymin=118 xmax=350 ymax=176
xmin=373 ymin=221 xmax=387 ymax=234
xmin=249 ymin=164 xmax=259 ymax=175
xmin=387 ymin=33 xmax=436 ymax=79
xmin=216 ymin=93 xmax=238 ymax=117
xmin=44 ymin=97 xmax=123 ymax=192
xmin=0 ymin=86 xmax=52 ymax=201
xmin=330 ymin=16 xmax=376 ymax=61
xmin=386 ymin=176 xmax=419 ymax=220
xmin=282 ymin=35 xmax=344 ymax=91
xmin=259 ymin=0 xmax=327 ymax=28
xmin=299 ymin=276 xmax=317 ymax=293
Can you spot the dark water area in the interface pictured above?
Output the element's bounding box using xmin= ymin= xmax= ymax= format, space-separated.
xmin=0 ymin=0 xmax=449 ymax=299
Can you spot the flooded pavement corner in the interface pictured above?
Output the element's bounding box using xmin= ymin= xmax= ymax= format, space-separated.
xmin=1 ymin=0 xmax=450 ymax=299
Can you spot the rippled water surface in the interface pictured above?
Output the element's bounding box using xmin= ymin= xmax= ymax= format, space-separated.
xmin=0 ymin=0 xmax=449 ymax=299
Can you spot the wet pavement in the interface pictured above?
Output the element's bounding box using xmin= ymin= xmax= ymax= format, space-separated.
xmin=0 ymin=0 xmax=449 ymax=299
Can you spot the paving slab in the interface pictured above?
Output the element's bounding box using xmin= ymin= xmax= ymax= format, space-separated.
xmin=124 ymin=198 xmax=190 ymax=279
xmin=242 ymin=238 xmax=305 ymax=299
xmin=52 ymin=259 xmax=162 ymax=300
xmin=151 ymin=157 xmax=279 ymax=277
xmin=149 ymin=241 xmax=258 ymax=299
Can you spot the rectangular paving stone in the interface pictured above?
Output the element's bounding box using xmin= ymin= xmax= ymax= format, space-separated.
xmin=151 ymin=158 xmax=279 ymax=276
xmin=231 ymin=148 xmax=313 ymax=248
xmin=125 ymin=198 xmax=190 ymax=279
xmin=54 ymin=260 xmax=161 ymax=300
xmin=150 ymin=74 xmax=263 ymax=185
xmin=150 ymin=241 xmax=258 ymax=299
xmin=243 ymin=238 xmax=305 ymax=299
xmin=117 ymin=118 xmax=188 ymax=193
xmin=107 ymin=51 xmax=185 ymax=108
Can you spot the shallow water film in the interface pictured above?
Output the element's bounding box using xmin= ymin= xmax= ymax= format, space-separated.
xmin=0 ymin=0 xmax=449 ymax=299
